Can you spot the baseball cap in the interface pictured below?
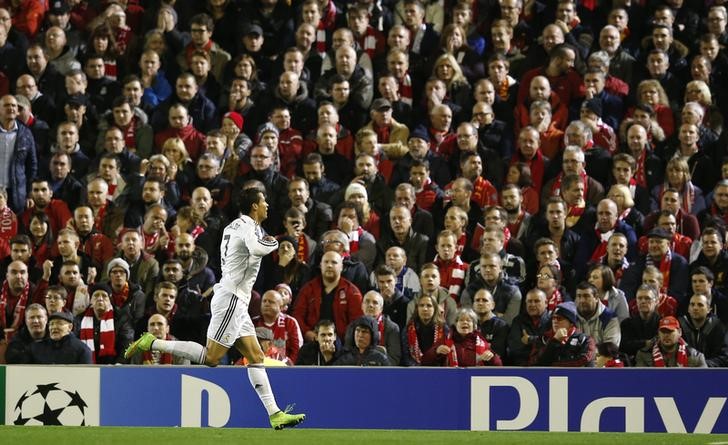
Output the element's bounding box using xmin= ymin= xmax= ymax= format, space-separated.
xmin=553 ymin=301 xmax=578 ymax=325
xmin=659 ymin=316 xmax=680 ymax=331
xmin=48 ymin=311 xmax=74 ymax=324
xmin=242 ymin=23 xmax=264 ymax=36
xmin=371 ymin=98 xmax=392 ymax=112
xmin=647 ymin=227 xmax=672 ymax=240
xmin=49 ymin=0 xmax=70 ymax=15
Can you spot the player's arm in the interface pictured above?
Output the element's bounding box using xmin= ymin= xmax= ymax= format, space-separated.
xmin=247 ymin=228 xmax=279 ymax=257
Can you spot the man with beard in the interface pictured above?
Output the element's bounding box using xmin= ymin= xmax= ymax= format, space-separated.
xmin=302 ymin=153 xmax=340 ymax=203
xmin=159 ymin=259 xmax=208 ymax=344
xmin=501 ymin=184 xmax=533 ymax=243
xmin=294 ymin=251 xmax=364 ymax=341
xmin=636 ymin=316 xmax=706 ymax=367
xmin=348 ymin=153 xmax=392 ymax=216
xmin=174 ymin=232 xmax=215 ymax=297
xmin=124 ymin=178 xmax=175 ymax=228
xmin=287 ymin=176 xmax=332 ymax=241
xmin=21 ymin=178 xmax=72 ymax=237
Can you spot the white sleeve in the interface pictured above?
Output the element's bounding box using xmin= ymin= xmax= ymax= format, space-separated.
xmin=245 ymin=224 xmax=279 ymax=257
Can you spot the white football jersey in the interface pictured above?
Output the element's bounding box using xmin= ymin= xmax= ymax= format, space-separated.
xmin=215 ymin=215 xmax=278 ymax=299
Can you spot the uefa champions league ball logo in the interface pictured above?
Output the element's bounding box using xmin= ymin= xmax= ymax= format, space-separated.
xmin=13 ymin=382 xmax=88 ymax=426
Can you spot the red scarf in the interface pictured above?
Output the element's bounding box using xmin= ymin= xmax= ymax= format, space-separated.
xmin=507 ymin=211 xmax=525 ymax=238
xmin=104 ymin=58 xmax=118 ymax=80
xmin=634 ymin=149 xmax=648 ymax=188
xmin=359 ymin=26 xmax=380 ymax=59
xmin=185 ymin=39 xmax=213 ymax=65
xmin=546 ymin=288 xmax=563 ymax=312
xmin=590 ymin=224 xmax=616 ymax=263
xmin=652 ymin=337 xmax=688 ymax=367
xmin=511 ymin=150 xmax=545 ymax=190
xmin=0 ymin=206 xmax=18 ymax=243
xmin=445 ymin=331 xmax=488 ymax=367
xmin=94 ymin=203 xmax=108 ymax=232
xmin=320 ymin=0 xmax=337 ymax=30
xmin=121 ymin=117 xmax=137 ymax=150
xmin=710 ymin=204 xmax=728 ymax=225
xmin=565 ymin=201 xmax=586 ymax=227
xmin=315 ymin=20 xmax=328 ymax=55
xmin=141 ymin=335 xmax=174 ymax=365
xmin=111 ymin=282 xmax=130 ymax=308
xmin=79 ymin=307 xmax=116 ymax=364
xmin=406 ymin=320 xmax=445 ymax=364
xmin=376 ymin=314 xmax=385 ymax=346
xmin=551 ymin=170 xmax=588 ymax=198
xmin=296 ymin=233 xmax=309 ymax=263
xmin=373 ymin=122 xmax=391 ymax=143
xmin=658 ymin=182 xmax=695 ymax=214
xmin=497 ymin=78 xmax=510 ymax=101
xmin=399 ymin=73 xmax=413 ymax=106
xmin=0 ymin=280 xmax=29 ymax=336
xmin=143 ymin=229 xmax=160 ymax=251
xmin=347 ymin=227 xmax=363 ymax=254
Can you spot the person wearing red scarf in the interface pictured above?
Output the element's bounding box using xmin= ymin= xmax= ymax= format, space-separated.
xmin=427 ymin=308 xmax=502 ymax=367
xmin=348 ymin=5 xmax=385 ymax=60
xmin=176 ymin=13 xmax=231 ymax=83
xmin=77 ymin=284 xmax=133 ymax=364
xmin=433 ymin=231 xmax=469 ymax=304
xmin=635 ymin=316 xmax=706 ymax=367
xmin=106 ymin=257 xmax=147 ymax=327
xmin=403 ymin=294 xmax=448 ymax=366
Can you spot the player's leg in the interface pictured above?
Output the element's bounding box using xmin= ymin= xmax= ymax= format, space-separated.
xmin=234 ymin=324 xmax=305 ymax=429
xmin=125 ymin=289 xmax=235 ymax=365
xmin=234 ymin=335 xmax=279 ymax=415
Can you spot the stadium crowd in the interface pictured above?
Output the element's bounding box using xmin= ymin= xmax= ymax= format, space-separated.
xmin=0 ymin=0 xmax=728 ymax=368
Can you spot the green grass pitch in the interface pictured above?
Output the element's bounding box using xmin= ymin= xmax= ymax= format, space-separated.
xmin=2 ymin=427 xmax=728 ymax=445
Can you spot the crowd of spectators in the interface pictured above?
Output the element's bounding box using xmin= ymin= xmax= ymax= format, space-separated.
xmin=0 ymin=0 xmax=728 ymax=368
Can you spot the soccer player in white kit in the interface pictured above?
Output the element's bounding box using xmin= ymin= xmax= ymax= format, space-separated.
xmin=125 ymin=188 xmax=305 ymax=429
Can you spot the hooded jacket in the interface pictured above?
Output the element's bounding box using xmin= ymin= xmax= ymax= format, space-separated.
xmin=334 ymin=316 xmax=390 ymax=366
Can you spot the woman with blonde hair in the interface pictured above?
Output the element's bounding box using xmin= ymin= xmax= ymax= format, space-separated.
xmin=652 ymin=157 xmax=706 ymax=215
xmin=607 ymin=184 xmax=643 ymax=234
xmin=684 ymin=79 xmax=723 ymax=133
xmin=435 ymin=23 xmax=484 ymax=81
xmin=634 ymin=79 xmax=675 ymax=137
xmin=432 ymin=53 xmax=471 ymax=107
xmin=161 ymin=138 xmax=193 ymax=186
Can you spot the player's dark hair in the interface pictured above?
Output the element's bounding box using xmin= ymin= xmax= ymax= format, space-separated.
xmin=239 ymin=187 xmax=265 ymax=215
